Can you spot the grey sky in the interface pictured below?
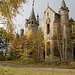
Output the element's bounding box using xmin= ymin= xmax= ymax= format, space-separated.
xmin=14 ymin=0 xmax=75 ymax=33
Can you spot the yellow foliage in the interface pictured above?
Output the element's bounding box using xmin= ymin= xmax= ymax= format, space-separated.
xmin=1 ymin=0 xmax=26 ymax=41
xmin=0 ymin=28 xmax=14 ymax=43
xmin=27 ymin=29 xmax=33 ymax=38
xmin=11 ymin=28 xmax=45 ymax=61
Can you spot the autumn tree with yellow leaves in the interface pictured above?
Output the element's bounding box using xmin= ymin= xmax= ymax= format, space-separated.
xmin=12 ymin=28 xmax=45 ymax=62
xmin=0 ymin=27 xmax=14 ymax=43
xmin=0 ymin=0 xmax=26 ymax=23
xmin=0 ymin=0 xmax=26 ymax=42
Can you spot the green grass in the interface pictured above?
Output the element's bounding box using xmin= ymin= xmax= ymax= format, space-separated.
xmin=0 ymin=66 xmax=75 ymax=75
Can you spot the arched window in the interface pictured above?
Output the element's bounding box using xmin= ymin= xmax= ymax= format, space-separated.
xmin=47 ymin=12 xmax=49 ymax=16
xmin=47 ymin=42 xmax=50 ymax=56
xmin=32 ymin=21 xmax=33 ymax=24
xmin=47 ymin=24 xmax=50 ymax=34
xmin=46 ymin=18 xmax=50 ymax=23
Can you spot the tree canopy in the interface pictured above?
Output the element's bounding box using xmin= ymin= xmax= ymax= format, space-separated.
xmin=0 ymin=0 xmax=26 ymax=34
xmin=0 ymin=0 xmax=26 ymax=43
xmin=1 ymin=0 xmax=26 ymax=20
xmin=12 ymin=28 xmax=45 ymax=62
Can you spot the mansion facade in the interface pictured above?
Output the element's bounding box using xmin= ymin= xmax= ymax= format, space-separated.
xmin=24 ymin=0 xmax=74 ymax=62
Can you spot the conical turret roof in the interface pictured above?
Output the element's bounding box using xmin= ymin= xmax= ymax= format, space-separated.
xmin=29 ymin=0 xmax=36 ymax=21
xmin=61 ymin=0 xmax=66 ymax=8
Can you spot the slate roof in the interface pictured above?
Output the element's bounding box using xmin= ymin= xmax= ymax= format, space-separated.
xmin=61 ymin=0 xmax=66 ymax=8
xmin=29 ymin=1 xmax=36 ymax=21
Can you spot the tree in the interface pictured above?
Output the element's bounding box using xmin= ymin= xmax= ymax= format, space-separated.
xmin=0 ymin=27 xmax=14 ymax=42
xmin=25 ymin=28 xmax=45 ymax=61
xmin=12 ymin=28 xmax=45 ymax=62
xmin=0 ymin=0 xmax=26 ymax=43
xmin=7 ymin=48 xmax=13 ymax=60
xmin=0 ymin=0 xmax=26 ymax=36
xmin=1 ymin=0 xmax=26 ymax=21
xmin=12 ymin=35 xmax=27 ymax=59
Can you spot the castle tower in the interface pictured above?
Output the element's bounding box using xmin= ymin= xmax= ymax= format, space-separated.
xmin=59 ymin=0 xmax=73 ymax=61
xmin=25 ymin=0 xmax=39 ymax=33
xmin=59 ymin=0 xmax=69 ymax=23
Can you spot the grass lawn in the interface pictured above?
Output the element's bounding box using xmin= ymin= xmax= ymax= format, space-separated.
xmin=0 ymin=66 xmax=75 ymax=75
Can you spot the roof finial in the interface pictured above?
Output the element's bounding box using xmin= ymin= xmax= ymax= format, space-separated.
xmin=47 ymin=2 xmax=49 ymax=7
xmin=33 ymin=0 xmax=34 ymax=7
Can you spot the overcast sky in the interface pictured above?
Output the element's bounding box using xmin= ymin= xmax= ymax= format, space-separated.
xmin=13 ymin=0 xmax=75 ymax=33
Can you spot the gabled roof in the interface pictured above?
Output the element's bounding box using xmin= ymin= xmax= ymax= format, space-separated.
xmin=44 ymin=6 xmax=56 ymax=14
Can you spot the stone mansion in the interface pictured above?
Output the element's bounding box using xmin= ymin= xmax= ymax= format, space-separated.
xmin=24 ymin=0 xmax=74 ymax=61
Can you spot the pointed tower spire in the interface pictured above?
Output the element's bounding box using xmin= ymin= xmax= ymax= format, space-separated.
xmin=61 ymin=0 xmax=66 ymax=8
xmin=25 ymin=0 xmax=39 ymax=33
xmin=29 ymin=0 xmax=36 ymax=21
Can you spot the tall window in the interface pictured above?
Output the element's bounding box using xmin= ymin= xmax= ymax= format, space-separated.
xmin=47 ymin=24 xmax=50 ymax=34
xmin=47 ymin=42 xmax=50 ymax=56
xmin=47 ymin=12 xmax=49 ymax=17
xmin=74 ymin=48 xmax=75 ymax=59
xmin=32 ymin=21 xmax=33 ymax=24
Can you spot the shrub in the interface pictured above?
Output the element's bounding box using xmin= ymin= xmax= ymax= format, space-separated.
xmin=6 ymin=49 xmax=13 ymax=60
xmin=49 ymin=54 xmax=54 ymax=62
